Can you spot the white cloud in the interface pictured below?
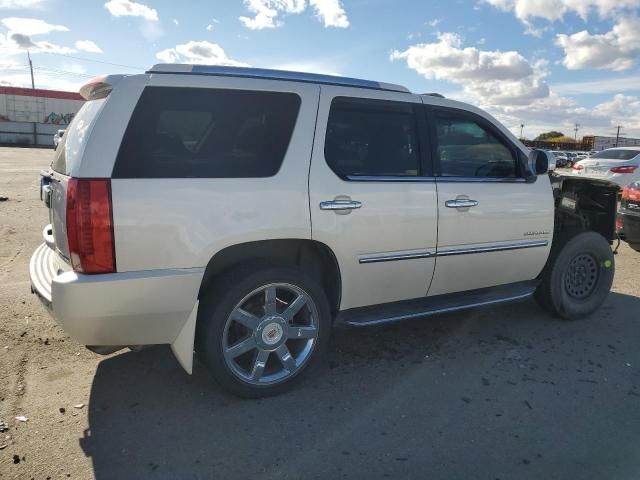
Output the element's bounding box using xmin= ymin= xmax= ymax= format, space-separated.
xmin=0 ymin=31 xmax=76 ymax=55
xmin=239 ymin=0 xmax=349 ymax=29
xmin=483 ymin=0 xmax=640 ymax=23
xmin=155 ymin=40 xmax=249 ymax=66
xmin=172 ymin=18 xmax=179 ymax=25
xmin=1 ymin=17 xmax=68 ymax=35
xmin=486 ymin=93 xmax=640 ymax=138
xmin=104 ymin=0 xmax=158 ymax=21
xmin=555 ymin=17 xmax=640 ymax=71
xmin=206 ymin=23 xmax=213 ymax=31
xmin=391 ymin=32 xmax=549 ymax=105
xmin=309 ymin=0 xmax=349 ymax=27
xmin=0 ymin=0 xmax=44 ymax=8
xmin=592 ymin=94 xmax=640 ymax=131
xmin=553 ymin=75 xmax=640 ymax=95
xmin=75 ymin=40 xmax=103 ymax=53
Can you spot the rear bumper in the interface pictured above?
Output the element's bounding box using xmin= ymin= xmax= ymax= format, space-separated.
xmin=29 ymin=243 xmax=203 ymax=346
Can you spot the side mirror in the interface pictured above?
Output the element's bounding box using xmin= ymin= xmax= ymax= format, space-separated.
xmin=528 ymin=149 xmax=555 ymax=175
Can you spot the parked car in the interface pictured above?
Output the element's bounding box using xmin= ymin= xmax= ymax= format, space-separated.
xmin=617 ymin=181 xmax=640 ymax=252
xmin=573 ymin=147 xmax=640 ymax=188
xmin=552 ymin=150 xmax=569 ymax=168
xmin=30 ymin=65 xmax=619 ymax=397
xmin=52 ymin=129 xmax=65 ymax=150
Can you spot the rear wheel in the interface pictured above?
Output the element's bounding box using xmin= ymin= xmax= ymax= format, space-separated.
xmin=197 ymin=265 xmax=331 ymax=398
xmin=535 ymin=232 xmax=614 ymax=319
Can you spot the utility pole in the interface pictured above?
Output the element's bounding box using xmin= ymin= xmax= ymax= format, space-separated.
xmin=615 ymin=125 xmax=623 ymax=147
xmin=27 ymin=50 xmax=35 ymax=89
xmin=520 ymin=124 xmax=524 ymax=139
xmin=27 ymin=50 xmax=37 ymax=146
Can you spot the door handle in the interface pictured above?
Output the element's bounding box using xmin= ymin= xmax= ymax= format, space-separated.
xmin=445 ymin=199 xmax=479 ymax=208
xmin=319 ymin=200 xmax=362 ymax=211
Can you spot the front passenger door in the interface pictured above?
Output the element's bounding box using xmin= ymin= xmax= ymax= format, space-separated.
xmin=427 ymin=105 xmax=554 ymax=296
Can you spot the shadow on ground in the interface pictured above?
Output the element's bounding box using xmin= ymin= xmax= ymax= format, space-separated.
xmin=80 ymin=295 xmax=640 ymax=480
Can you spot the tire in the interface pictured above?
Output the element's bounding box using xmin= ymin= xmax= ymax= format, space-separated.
xmin=535 ymin=232 xmax=614 ymax=320
xmin=196 ymin=263 xmax=331 ymax=398
xmin=628 ymin=243 xmax=640 ymax=253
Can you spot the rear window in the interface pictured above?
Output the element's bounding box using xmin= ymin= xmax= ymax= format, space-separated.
xmin=324 ymin=97 xmax=421 ymax=178
xmin=52 ymin=99 xmax=106 ymax=175
xmin=591 ymin=149 xmax=640 ymax=160
xmin=113 ymin=87 xmax=301 ymax=178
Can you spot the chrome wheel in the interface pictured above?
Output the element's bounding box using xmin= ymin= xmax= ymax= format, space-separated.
xmin=564 ymin=253 xmax=599 ymax=299
xmin=222 ymin=283 xmax=319 ymax=386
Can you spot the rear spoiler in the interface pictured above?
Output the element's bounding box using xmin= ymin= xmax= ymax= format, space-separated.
xmin=79 ymin=74 xmax=127 ymax=101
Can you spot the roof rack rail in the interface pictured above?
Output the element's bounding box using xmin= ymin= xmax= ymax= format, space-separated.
xmin=423 ymin=93 xmax=445 ymax=98
xmin=147 ymin=64 xmax=411 ymax=94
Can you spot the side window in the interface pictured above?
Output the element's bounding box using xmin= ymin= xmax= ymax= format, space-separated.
xmin=434 ymin=109 xmax=516 ymax=178
xmin=324 ymin=97 xmax=421 ymax=178
xmin=113 ymin=87 xmax=301 ymax=178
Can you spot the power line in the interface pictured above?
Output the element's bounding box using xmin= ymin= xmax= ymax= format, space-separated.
xmin=33 ymin=66 xmax=95 ymax=78
xmin=40 ymin=51 xmax=144 ymax=71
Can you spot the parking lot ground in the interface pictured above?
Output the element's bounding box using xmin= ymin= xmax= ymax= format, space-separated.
xmin=1 ymin=147 xmax=640 ymax=480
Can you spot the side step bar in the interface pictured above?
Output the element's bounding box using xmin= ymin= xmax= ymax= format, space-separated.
xmin=336 ymin=281 xmax=538 ymax=327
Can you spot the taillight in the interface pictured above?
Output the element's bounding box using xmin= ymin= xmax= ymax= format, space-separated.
xmin=66 ymin=179 xmax=116 ymax=274
xmin=616 ymin=218 xmax=624 ymax=230
xmin=573 ymin=164 xmax=584 ymax=170
xmin=610 ymin=165 xmax=638 ymax=174
xmin=622 ymin=185 xmax=640 ymax=201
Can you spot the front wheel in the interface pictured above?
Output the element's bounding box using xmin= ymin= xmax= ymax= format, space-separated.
xmin=535 ymin=232 xmax=614 ymax=319
xmin=196 ymin=265 xmax=331 ymax=398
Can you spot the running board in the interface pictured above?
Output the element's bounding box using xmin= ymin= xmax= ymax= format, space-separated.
xmin=336 ymin=281 xmax=538 ymax=327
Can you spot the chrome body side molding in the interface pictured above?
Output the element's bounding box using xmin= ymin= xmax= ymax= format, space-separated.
xmin=437 ymin=240 xmax=549 ymax=257
xmin=359 ymin=240 xmax=548 ymax=264
xmin=359 ymin=251 xmax=435 ymax=264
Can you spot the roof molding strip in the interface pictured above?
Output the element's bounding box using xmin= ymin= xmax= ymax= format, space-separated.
xmin=147 ymin=64 xmax=411 ymax=94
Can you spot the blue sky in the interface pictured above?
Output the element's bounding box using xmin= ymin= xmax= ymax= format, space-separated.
xmin=1 ymin=0 xmax=639 ymax=138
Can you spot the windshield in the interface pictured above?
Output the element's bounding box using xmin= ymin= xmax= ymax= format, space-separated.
xmin=591 ymin=149 xmax=640 ymax=160
xmin=51 ymin=98 xmax=106 ymax=175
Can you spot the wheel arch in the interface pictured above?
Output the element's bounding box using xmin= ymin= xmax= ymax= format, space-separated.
xmin=198 ymin=239 xmax=342 ymax=315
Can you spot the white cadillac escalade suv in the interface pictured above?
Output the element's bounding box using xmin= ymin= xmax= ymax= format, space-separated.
xmin=30 ymin=65 xmax=619 ymax=397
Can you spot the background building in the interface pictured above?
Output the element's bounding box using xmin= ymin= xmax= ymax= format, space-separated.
xmin=0 ymin=86 xmax=84 ymax=147
xmin=583 ymin=135 xmax=640 ymax=151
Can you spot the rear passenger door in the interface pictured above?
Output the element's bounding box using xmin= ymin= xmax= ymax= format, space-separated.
xmin=309 ymin=87 xmax=438 ymax=310
xmin=425 ymin=104 xmax=554 ymax=296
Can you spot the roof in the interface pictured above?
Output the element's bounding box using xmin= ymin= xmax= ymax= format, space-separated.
xmin=606 ymin=146 xmax=640 ymax=150
xmin=147 ymin=64 xmax=411 ymax=93
xmin=0 ymin=86 xmax=83 ymax=101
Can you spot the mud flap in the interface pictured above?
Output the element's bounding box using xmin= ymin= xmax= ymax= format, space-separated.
xmin=170 ymin=300 xmax=199 ymax=374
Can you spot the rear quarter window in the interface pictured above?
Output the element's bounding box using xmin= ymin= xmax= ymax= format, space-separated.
xmin=112 ymin=87 xmax=301 ymax=178
xmin=52 ymin=99 xmax=106 ymax=175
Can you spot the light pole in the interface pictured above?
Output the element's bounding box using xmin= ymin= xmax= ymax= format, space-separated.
xmin=574 ymin=123 xmax=580 ymax=142
xmin=520 ymin=124 xmax=524 ymax=140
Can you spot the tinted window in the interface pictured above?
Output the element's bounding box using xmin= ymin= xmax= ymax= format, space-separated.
xmin=591 ymin=149 xmax=640 ymax=160
xmin=434 ymin=110 xmax=516 ymax=177
xmin=324 ymin=97 xmax=420 ymax=178
xmin=113 ymin=87 xmax=301 ymax=178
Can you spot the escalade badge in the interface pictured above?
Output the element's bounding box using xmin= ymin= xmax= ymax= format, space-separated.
xmin=524 ymin=231 xmax=550 ymax=236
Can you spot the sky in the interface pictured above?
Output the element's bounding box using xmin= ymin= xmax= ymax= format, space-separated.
xmin=1 ymin=0 xmax=639 ymax=139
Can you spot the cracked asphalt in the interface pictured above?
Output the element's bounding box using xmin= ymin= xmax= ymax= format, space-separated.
xmin=1 ymin=147 xmax=639 ymax=479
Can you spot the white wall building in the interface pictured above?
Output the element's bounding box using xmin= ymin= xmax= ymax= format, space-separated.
xmin=584 ymin=135 xmax=640 ymax=151
xmin=0 ymin=86 xmax=84 ymax=146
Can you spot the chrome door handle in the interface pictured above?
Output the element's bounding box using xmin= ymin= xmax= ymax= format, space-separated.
xmin=445 ymin=199 xmax=479 ymax=208
xmin=320 ymin=200 xmax=362 ymax=211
